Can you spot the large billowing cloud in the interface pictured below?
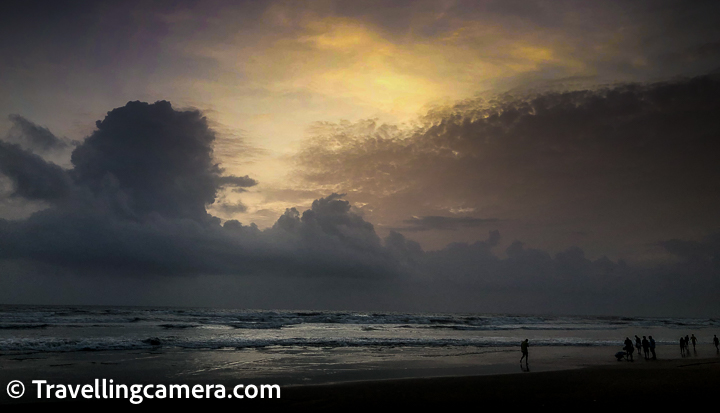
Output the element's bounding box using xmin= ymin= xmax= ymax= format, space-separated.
xmin=1 ymin=98 xmax=719 ymax=316
xmin=0 ymin=101 xmax=397 ymax=279
xmin=69 ymin=101 xmax=258 ymax=221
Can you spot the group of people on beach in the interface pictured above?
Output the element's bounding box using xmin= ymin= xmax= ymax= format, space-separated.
xmin=619 ymin=335 xmax=656 ymax=361
xmin=617 ymin=334 xmax=720 ymax=361
xmin=680 ymin=334 xmax=720 ymax=356
xmin=525 ymin=334 xmax=720 ymax=367
xmin=679 ymin=334 xmax=697 ymax=356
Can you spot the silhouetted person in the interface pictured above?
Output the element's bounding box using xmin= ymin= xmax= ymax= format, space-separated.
xmin=624 ymin=337 xmax=634 ymax=361
xmin=685 ymin=335 xmax=690 ymax=355
xmin=714 ymin=335 xmax=719 ymax=353
xmin=635 ymin=335 xmax=642 ymax=356
xmin=649 ymin=336 xmax=656 ymax=360
xmin=520 ymin=339 xmax=529 ymax=368
xmin=680 ymin=337 xmax=686 ymax=357
xmin=641 ymin=336 xmax=650 ymax=360
xmin=690 ymin=334 xmax=697 ymax=351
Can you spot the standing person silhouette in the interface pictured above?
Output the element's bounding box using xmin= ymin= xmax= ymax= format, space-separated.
xmin=641 ymin=336 xmax=650 ymax=360
xmin=649 ymin=336 xmax=657 ymax=360
xmin=520 ymin=339 xmax=529 ymax=368
xmin=714 ymin=335 xmax=719 ymax=353
xmin=635 ymin=335 xmax=642 ymax=357
xmin=690 ymin=334 xmax=697 ymax=351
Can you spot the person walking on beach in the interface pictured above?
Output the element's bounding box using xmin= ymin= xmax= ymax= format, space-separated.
xmin=714 ymin=335 xmax=719 ymax=353
xmin=649 ymin=336 xmax=656 ymax=360
xmin=520 ymin=339 xmax=529 ymax=367
xmin=641 ymin=336 xmax=650 ymax=360
xmin=624 ymin=337 xmax=634 ymax=361
xmin=690 ymin=334 xmax=697 ymax=351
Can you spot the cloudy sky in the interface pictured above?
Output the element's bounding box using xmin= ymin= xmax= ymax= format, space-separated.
xmin=1 ymin=0 xmax=720 ymax=316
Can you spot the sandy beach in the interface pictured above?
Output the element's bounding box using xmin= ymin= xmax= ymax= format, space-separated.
xmin=279 ymin=357 xmax=720 ymax=409
xmin=2 ymin=344 xmax=718 ymax=409
xmin=3 ymin=357 xmax=718 ymax=409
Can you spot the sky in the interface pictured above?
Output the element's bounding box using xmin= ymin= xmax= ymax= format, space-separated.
xmin=1 ymin=0 xmax=720 ymax=316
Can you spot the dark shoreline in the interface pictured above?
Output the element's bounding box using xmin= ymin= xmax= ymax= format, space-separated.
xmin=5 ymin=357 xmax=719 ymax=410
xmin=279 ymin=358 xmax=720 ymax=408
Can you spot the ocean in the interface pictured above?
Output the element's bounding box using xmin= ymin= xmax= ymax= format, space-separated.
xmin=1 ymin=304 xmax=718 ymax=396
xmin=1 ymin=305 xmax=716 ymax=354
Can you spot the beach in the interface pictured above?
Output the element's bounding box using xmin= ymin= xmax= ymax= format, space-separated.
xmin=2 ymin=344 xmax=718 ymax=409
xmin=1 ymin=306 xmax=719 ymax=408
xmin=279 ymin=356 xmax=720 ymax=409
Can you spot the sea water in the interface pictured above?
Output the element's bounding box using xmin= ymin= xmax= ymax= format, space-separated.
xmin=1 ymin=305 xmax=716 ymax=355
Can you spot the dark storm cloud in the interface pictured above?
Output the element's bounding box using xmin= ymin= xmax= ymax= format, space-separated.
xmin=0 ymin=195 xmax=390 ymax=278
xmin=2 ymin=99 xmax=719 ymax=315
xmin=70 ymin=101 xmax=243 ymax=221
xmin=394 ymin=216 xmax=500 ymax=232
xmin=658 ymin=234 xmax=720 ymax=262
xmin=0 ymin=101 xmax=396 ymax=279
xmin=302 ymin=74 xmax=720 ymax=197
xmin=410 ymin=232 xmax=594 ymax=295
xmin=399 ymin=230 xmax=719 ymax=315
xmin=0 ymin=192 xmax=400 ymax=280
xmin=298 ymin=73 xmax=720 ymax=260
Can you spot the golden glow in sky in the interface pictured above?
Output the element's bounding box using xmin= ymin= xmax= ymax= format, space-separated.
xmin=174 ymin=8 xmax=594 ymax=225
xmin=3 ymin=0 xmax=717 ymax=245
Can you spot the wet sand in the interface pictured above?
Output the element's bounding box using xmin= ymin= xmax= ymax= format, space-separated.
xmin=279 ymin=356 xmax=720 ymax=409
xmin=2 ymin=345 xmax=719 ymax=409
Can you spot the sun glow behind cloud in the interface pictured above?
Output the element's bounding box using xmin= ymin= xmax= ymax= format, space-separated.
xmin=177 ymin=9 xmax=594 ymax=226
xmin=4 ymin=0 xmax=720 ymax=315
xmin=7 ymin=0 xmax=715 ymax=231
xmin=190 ymin=10 xmax=591 ymax=149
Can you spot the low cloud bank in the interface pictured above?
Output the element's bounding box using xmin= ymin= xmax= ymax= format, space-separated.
xmin=1 ymin=99 xmax=718 ymax=316
xmin=297 ymin=74 xmax=720 ymax=259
